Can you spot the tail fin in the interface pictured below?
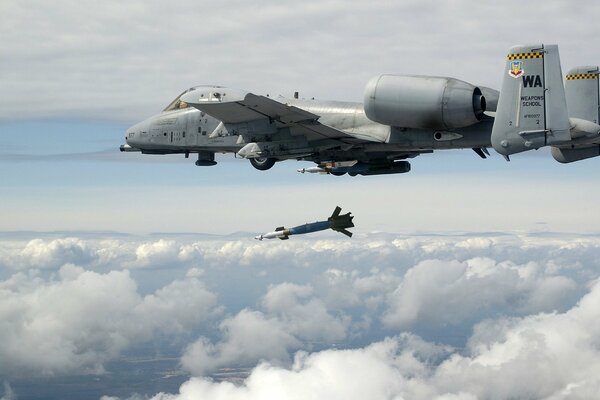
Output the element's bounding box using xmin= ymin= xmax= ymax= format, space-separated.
xmin=550 ymin=66 xmax=600 ymax=163
xmin=338 ymin=228 xmax=353 ymax=238
xmin=329 ymin=206 xmax=355 ymax=238
xmin=492 ymin=44 xmax=571 ymax=156
xmin=565 ymin=66 xmax=600 ymax=123
xmin=330 ymin=206 xmax=342 ymax=219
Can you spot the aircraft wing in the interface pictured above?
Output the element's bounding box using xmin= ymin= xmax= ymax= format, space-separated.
xmin=180 ymin=87 xmax=382 ymax=144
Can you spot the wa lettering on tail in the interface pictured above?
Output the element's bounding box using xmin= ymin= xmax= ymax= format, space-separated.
xmin=523 ymin=75 xmax=543 ymax=88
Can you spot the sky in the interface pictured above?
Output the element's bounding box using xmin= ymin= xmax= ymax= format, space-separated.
xmin=2 ymin=0 xmax=600 ymax=234
xmin=2 ymin=0 xmax=600 ymax=399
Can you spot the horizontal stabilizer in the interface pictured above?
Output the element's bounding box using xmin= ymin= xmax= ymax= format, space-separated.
xmin=275 ymin=226 xmax=285 ymax=231
xmin=551 ymin=145 xmax=600 ymax=163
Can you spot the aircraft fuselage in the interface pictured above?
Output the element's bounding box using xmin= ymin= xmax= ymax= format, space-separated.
xmin=124 ymin=98 xmax=493 ymax=164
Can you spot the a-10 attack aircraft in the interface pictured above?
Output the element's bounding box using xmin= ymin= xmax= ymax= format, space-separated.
xmin=121 ymin=44 xmax=600 ymax=176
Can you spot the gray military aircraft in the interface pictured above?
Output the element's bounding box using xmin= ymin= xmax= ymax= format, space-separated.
xmin=121 ymin=44 xmax=600 ymax=175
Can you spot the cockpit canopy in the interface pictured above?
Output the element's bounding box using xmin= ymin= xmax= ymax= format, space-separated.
xmin=163 ymin=86 xmax=224 ymax=112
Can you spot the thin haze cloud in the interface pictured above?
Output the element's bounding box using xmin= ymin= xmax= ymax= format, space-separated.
xmin=1 ymin=0 xmax=599 ymax=121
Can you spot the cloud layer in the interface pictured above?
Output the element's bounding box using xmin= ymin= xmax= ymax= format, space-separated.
xmin=0 ymin=262 xmax=218 ymax=376
xmin=1 ymin=231 xmax=599 ymax=395
xmin=138 ymin=276 xmax=600 ymax=399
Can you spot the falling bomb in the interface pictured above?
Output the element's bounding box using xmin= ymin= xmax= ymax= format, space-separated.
xmin=255 ymin=206 xmax=354 ymax=240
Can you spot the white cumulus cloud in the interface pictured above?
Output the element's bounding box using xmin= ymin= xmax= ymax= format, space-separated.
xmin=0 ymin=238 xmax=96 ymax=270
xmin=182 ymin=282 xmax=350 ymax=375
xmin=382 ymin=257 xmax=578 ymax=329
xmin=120 ymin=280 xmax=600 ymax=400
xmin=0 ymin=264 xmax=218 ymax=376
xmin=2 ymin=231 xmax=600 ymax=399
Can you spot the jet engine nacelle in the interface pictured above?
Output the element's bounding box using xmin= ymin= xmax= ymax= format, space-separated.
xmin=363 ymin=75 xmax=486 ymax=129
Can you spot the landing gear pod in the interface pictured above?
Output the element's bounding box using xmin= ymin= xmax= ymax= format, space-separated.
xmin=363 ymin=75 xmax=486 ymax=129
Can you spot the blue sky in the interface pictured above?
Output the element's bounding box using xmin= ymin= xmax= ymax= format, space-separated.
xmin=2 ymin=117 xmax=600 ymax=234
xmin=2 ymin=0 xmax=600 ymax=236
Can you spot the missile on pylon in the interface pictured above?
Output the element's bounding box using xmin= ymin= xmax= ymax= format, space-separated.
xmin=297 ymin=166 xmax=327 ymax=174
xmin=255 ymin=206 xmax=354 ymax=240
xmin=297 ymin=160 xmax=411 ymax=176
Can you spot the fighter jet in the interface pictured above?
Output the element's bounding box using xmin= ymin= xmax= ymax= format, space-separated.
xmin=255 ymin=206 xmax=354 ymax=240
xmin=122 ymin=44 xmax=600 ymax=175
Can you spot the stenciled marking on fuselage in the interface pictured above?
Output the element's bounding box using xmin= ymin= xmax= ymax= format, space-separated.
xmin=155 ymin=118 xmax=178 ymax=126
xmin=521 ymin=95 xmax=544 ymax=107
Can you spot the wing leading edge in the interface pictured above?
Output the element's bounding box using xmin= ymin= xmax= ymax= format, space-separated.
xmin=180 ymin=87 xmax=383 ymax=144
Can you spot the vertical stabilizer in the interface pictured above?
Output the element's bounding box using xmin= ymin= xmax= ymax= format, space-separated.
xmin=492 ymin=44 xmax=571 ymax=156
xmin=565 ymin=66 xmax=600 ymax=123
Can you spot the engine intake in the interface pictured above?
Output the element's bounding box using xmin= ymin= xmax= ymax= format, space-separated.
xmin=364 ymin=75 xmax=486 ymax=129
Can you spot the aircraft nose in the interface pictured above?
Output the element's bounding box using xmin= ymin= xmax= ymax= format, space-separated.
xmin=124 ymin=120 xmax=149 ymax=146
